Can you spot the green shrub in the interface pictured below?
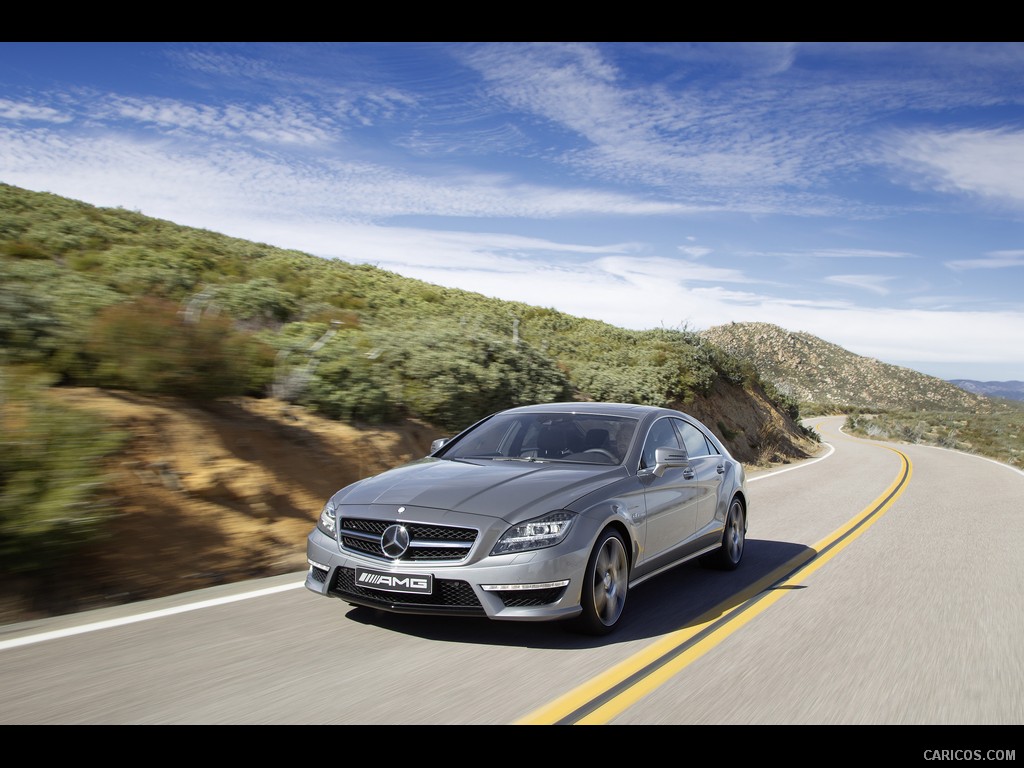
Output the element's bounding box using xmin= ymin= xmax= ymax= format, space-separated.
xmin=395 ymin=325 xmax=573 ymax=430
xmin=86 ymin=297 xmax=273 ymax=399
xmin=0 ymin=368 xmax=126 ymax=574
xmin=0 ymin=257 xmax=122 ymax=380
xmin=2 ymin=241 xmax=49 ymax=259
xmin=272 ymin=320 xmax=573 ymax=430
xmin=211 ymin=278 xmax=298 ymax=325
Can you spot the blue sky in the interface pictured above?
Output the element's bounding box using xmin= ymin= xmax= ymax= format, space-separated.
xmin=2 ymin=42 xmax=1023 ymax=382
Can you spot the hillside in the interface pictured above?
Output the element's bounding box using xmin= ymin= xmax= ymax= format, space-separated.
xmin=0 ymin=182 xmax=798 ymax=426
xmin=0 ymin=183 xmax=821 ymax=625
xmin=701 ymin=322 xmax=992 ymax=413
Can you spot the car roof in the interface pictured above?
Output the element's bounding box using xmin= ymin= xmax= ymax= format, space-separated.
xmin=499 ymin=402 xmax=674 ymax=418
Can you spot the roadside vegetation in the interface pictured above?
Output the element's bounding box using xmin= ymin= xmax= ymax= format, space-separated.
xmin=843 ymin=404 xmax=1024 ymax=469
xmin=0 ymin=183 xmax=803 ymax=584
xmin=0 ymin=183 xmax=778 ymax=426
xmin=0 ymin=368 xmax=127 ymax=574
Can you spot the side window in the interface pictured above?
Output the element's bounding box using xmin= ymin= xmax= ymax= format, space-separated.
xmin=677 ymin=420 xmax=712 ymax=458
xmin=640 ymin=418 xmax=682 ymax=469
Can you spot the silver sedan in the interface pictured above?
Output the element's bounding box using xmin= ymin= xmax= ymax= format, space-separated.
xmin=305 ymin=402 xmax=748 ymax=635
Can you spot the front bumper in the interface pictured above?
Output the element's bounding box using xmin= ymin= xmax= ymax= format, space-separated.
xmin=304 ymin=521 xmax=592 ymax=622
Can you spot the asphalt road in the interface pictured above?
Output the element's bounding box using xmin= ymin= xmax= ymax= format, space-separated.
xmin=2 ymin=416 xmax=1022 ymax=727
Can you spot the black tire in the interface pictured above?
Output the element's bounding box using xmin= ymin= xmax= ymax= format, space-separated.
xmin=701 ymin=496 xmax=745 ymax=571
xmin=571 ymin=528 xmax=629 ymax=636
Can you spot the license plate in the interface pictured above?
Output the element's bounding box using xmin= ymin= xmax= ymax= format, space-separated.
xmin=355 ymin=567 xmax=433 ymax=595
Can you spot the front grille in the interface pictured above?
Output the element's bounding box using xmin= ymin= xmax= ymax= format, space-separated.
xmin=493 ymin=586 xmax=567 ymax=608
xmin=329 ymin=567 xmax=484 ymax=615
xmin=339 ymin=517 xmax=478 ymax=563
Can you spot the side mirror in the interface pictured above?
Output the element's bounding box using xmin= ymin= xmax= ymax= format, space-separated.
xmin=652 ymin=446 xmax=689 ymax=477
xmin=430 ymin=438 xmax=450 ymax=454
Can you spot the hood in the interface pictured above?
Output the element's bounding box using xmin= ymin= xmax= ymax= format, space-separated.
xmin=333 ymin=457 xmax=628 ymax=522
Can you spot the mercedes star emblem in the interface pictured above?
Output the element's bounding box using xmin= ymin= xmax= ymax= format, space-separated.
xmin=381 ymin=524 xmax=411 ymax=558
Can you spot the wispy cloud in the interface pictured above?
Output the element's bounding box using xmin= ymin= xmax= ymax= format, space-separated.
xmin=946 ymin=249 xmax=1024 ymax=270
xmin=0 ymin=98 xmax=71 ymax=123
xmin=462 ymin=43 xmax=821 ymax=197
xmin=171 ymin=48 xmax=286 ymax=83
xmin=455 ymin=44 xmax=920 ymax=217
xmin=0 ymin=125 xmax=700 ymax=224
xmin=807 ymin=248 xmax=915 ymax=259
xmin=825 ymin=274 xmax=894 ymax=295
xmin=104 ymin=95 xmax=335 ymax=145
xmin=678 ymin=244 xmax=713 ymax=259
xmin=885 ymin=128 xmax=1024 ymax=208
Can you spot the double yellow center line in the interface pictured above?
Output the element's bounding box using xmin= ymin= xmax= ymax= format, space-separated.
xmin=514 ymin=446 xmax=912 ymax=725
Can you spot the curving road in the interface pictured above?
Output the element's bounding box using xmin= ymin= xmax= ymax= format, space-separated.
xmin=2 ymin=416 xmax=1022 ymax=725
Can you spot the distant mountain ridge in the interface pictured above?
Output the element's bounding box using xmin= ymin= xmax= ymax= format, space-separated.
xmin=949 ymin=379 xmax=1024 ymax=401
xmin=701 ymin=321 xmax=993 ymax=412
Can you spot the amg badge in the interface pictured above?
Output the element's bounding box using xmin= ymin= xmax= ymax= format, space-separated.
xmin=355 ymin=567 xmax=433 ymax=595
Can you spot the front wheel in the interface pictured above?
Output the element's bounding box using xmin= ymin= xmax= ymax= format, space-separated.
xmin=701 ymin=497 xmax=745 ymax=570
xmin=571 ymin=529 xmax=629 ymax=636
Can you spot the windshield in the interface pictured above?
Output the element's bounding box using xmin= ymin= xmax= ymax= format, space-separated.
xmin=439 ymin=412 xmax=638 ymax=465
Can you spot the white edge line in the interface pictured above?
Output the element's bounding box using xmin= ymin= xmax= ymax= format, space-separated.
xmin=0 ymin=580 xmax=305 ymax=651
xmin=894 ymin=439 xmax=1024 ymax=477
xmin=748 ymin=441 xmax=835 ymax=482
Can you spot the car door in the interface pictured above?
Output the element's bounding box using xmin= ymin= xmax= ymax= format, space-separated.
xmin=676 ymin=419 xmax=726 ymax=548
xmin=633 ymin=416 xmax=702 ymax=576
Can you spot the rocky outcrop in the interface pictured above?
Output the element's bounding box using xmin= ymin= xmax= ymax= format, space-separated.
xmin=702 ymin=322 xmax=991 ymax=412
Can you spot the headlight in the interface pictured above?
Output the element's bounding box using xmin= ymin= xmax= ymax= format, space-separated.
xmin=491 ymin=511 xmax=576 ymax=555
xmin=317 ymin=499 xmax=338 ymax=537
